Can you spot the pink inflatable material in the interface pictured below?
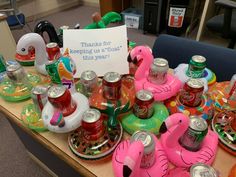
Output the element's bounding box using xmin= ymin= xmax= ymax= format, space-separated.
xmin=168 ymin=167 xmax=190 ymax=177
xmin=128 ymin=46 xmax=182 ymax=101
xmin=112 ymin=135 xmax=169 ymax=177
xmin=159 ymin=113 xmax=218 ymax=168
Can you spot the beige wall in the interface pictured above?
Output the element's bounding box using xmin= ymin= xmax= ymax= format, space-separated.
xmin=0 ymin=16 xmax=16 ymax=60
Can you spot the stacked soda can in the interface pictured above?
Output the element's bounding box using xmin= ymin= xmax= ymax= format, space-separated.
xmin=179 ymin=116 xmax=208 ymax=151
xmin=179 ymin=78 xmax=204 ymax=107
xmin=186 ymin=55 xmax=206 ymax=78
xmin=190 ymin=163 xmax=218 ymax=177
xmin=31 ymin=85 xmax=49 ymax=113
xmin=80 ymin=70 xmax=98 ymax=97
xmin=81 ymin=108 xmax=104 ymax=141
xmin=130 ymin=130 xmax=156 ymax=168
xmin=133 ymin=90 xmax=154 ymax=119
xmin=46 ymin=42 xmax=61 ymax=61
xmin=6 ymin=63 xmax=27 ymax=84
xmin=102 ymin=72 xmax=122 ymax=100
xmin=148 ymin=58 xmax=169 ymax=85
xmin=47 ymin=85 xmax=77 ymax=116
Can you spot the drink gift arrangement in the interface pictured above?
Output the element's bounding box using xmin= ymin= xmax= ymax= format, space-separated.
xmin=0 ymin=14 xmax=235 ymax=177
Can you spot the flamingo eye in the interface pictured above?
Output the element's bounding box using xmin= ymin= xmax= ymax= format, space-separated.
xmin=139 ymin=49 xmax=142 ymax=53
xmin=179 ymin=120 xmax=182 ymax=123
xmin=21 ymin=48 xmax=26 ymax=52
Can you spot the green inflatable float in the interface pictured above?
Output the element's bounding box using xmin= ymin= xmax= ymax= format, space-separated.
xmin=121 ymin=102 xmax=169 ymax=135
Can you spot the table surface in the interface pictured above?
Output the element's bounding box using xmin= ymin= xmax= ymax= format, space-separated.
xmin=0 ymin=68 xmax=235 ymax=177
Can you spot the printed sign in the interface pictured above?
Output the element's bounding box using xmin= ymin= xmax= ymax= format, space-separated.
xmin=168 ymin=7 xmax=186 ymax=28
xmin=125 ymin=15 xmax=140 ymax=29
xmin=63 ymin=25 xmax=129 ymax=78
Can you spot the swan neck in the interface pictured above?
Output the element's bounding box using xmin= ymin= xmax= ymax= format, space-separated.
xmin=135 ymin=52 xmax=153 ymax=80
xmin=34 ymin=41 xmax=48 ymax=65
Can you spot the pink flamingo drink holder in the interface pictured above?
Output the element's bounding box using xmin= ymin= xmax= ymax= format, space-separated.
xmin=159 ymin=113 xmax=218 ymax=168
xmin=128 ymin=46 xmax=181 ymax=101
xmin=112 ymin=134 xmax=169 ymax=177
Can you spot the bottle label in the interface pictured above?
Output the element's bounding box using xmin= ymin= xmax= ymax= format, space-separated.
xmin=168 ymin=7 xmax=186 ymax=28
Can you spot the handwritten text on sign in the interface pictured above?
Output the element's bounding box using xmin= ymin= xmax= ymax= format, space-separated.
xmin=63 ymin=25 xmax=129 ymax=78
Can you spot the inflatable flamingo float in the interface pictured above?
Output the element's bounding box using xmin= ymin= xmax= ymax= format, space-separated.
xmin=127 ymin=46 xmax=182 ymax=101
xmin=16 ymin=33 xmax=49 ymax=75
xmin=159 ymin=113 xmax=218 ymax=168
xmin=112 ymin=133 xmax=169 ymax=177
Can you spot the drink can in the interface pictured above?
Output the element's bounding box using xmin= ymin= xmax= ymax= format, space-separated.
xmin=180 ymin=78 xmax=204 ymax=107
xmin=179 ymin=116 xmax=208 ymax=151
xmin=46 ymin=60 xmax=61 ymax=84
xmin=186 ymin=55 xmax=206 ymax=78
xmin=0 ymin=54 xmax=6 ymax=73
xmin=80 ymin=70 xmax=98 ymax=97
xmin=31 ymin=85 xmax=49 ymax=112
xmin=148 ymin=58 xmax=169 ymax=85
xmin=102 ymin=72 xmax=122 ymax=100
xmin=133 ymin=90 xmax=154 ymax=119
xmin=81 ymin=108 xmax=104 ymax=141
xmin=190 ymin=163 xmax=218 ymax=177
xmin=59 ymin=25 xmax=69 ymax=35
xmin=46 ymin=42 xmax=61 ymax=61
xmin=228 ymin=74 xmax=236 ymax=100
xmin=130 ymin=130 xmax=156 ymax=168
xmin=48 ymin=85 xmax=76 ymax=116
xmin=6 ymin=63 xmax=27 ymax=83
xmin=5 ymin=60 xmax=18 ymax=66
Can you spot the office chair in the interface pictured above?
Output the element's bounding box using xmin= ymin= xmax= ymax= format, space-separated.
xmin=152 ymin=34 xmax=236 ymax=81
xmin=206 ymin=0 xmax=236 ymax=49
xmin=0 ymin=0 xmax=31 ymax=31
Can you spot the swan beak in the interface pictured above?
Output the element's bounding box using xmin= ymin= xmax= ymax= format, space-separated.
xmin=123 ymin=165 xmax=132 ymax=177
xmin=159 ymin=122 xmax=168 ymax=133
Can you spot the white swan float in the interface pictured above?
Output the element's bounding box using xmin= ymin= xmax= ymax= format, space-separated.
xmin=16 ymin=33 xmax=49 ymax=75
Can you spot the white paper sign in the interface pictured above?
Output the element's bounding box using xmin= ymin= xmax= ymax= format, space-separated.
xmin=125 ymin=15 xmax=140 ymax=29
xmin=63 ymin=25 xmax=129 ymax=78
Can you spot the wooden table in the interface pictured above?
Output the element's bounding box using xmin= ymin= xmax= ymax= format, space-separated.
xmin=0 ymin=69 xmax=235 ymax=177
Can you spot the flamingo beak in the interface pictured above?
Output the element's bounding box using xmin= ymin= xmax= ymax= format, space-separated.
xmin=159 ymin=122 xmax=168 ymax=133
xmin=133 ymin=57 xmax=138 ymax=65
xmin=127 ymin=54 xmax=132 ymax=63
xmin=127 ymin=54 xmax=139 ymax=65
xmin=123 ymin=165 xmax=132 ymax=177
